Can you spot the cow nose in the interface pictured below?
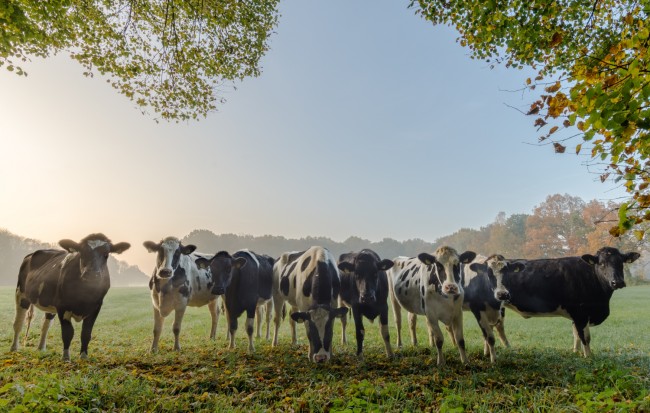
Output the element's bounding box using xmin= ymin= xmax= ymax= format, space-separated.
xmin=611 ymin=280 xmax=626 ymax=289
xmin=442 ymin=283 xmax=459 ymax=296
xmin=314 ymin=355 xmax=328 ymax=363
xmin=360 ymin=293 xmax=375 ymax=304
xmin=212 ymin=287 xmax=225 ymax=295
xmin=158 ymin=269 xmax=172 ymax=278
xmin=496 ymin=291 xmax=511 ymax=301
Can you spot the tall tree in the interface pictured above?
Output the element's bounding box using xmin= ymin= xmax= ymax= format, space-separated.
xmin=412 ymin=0 xmax=650 ymax=238
xmin=1 ymin=0 xmax=280 ymax=121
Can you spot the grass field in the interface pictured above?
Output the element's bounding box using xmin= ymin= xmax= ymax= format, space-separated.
xmin=0 ymin=285 xmax=649 ymax=412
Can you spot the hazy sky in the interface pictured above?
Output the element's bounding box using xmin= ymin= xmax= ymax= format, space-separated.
xmin=0 ymin=0 xmax=624 ymax=272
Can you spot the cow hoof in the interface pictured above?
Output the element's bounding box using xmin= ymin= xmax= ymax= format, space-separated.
xmin=10 ymin=345 xmax=18 ymax=352
xmin=62 ymin=351 xmax=71 ymax=362
xmin=80 ymin=352 xmax=88 ymax=360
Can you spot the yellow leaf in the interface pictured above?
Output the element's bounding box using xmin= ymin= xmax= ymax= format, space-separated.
xmin=576 ymin=144 xmax=582 ymax=154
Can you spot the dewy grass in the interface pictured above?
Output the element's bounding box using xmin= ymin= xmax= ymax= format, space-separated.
xmin=1 ymin=286 xmax=649 ymax=412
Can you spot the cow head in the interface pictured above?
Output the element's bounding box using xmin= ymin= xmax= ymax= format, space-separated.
xmin=59 ymin=233 xmax=130 ymax=279
xmin=418 ymin=247 xmax=476 ymax=296
xmin=581 ymin=247 xmax=640 ymax=290
xmin=337 ymin=251 xmax=393 ymax=304
xmin=291 ymin=305 xmax=348 ymax=363
xmin=469 ymin=255 xmax=525 ymax=302
xmin=195 ymin=251 xmax=247 ymax=295
xmin=143 ymin=237 xmax=196 ymax=280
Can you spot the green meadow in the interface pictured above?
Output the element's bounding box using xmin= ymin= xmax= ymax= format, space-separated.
xmin=0 ymin=285 xmax=648 ymax=412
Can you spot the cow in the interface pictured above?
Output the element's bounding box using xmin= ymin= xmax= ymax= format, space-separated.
xmin=195 ymin=250 xmax=274 ymax=352
xmin=144 ymin=237 xmax=220 ymax=353
xmin=461 ymin=254 xmax=525 ymax=362
xmin=11 ymin=233 xmax=130 ymax=361
xmin=501 ymin=247 xmax=640 ymax=357
xmin=337 ymin=249 xmax=394 ymax=359
xmin=388 ymin=246 xmax=476 ymax=366
xmin=271 ymin=246 xmax=348 ymax=363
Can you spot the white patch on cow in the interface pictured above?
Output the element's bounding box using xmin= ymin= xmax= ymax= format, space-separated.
xmin=485 ymin=255 xmax=509 ymax=299
xmin=60 ymin=252 xmax=76 ymax=268
xmin=239 ymin=249 xmax=260 ymax=268
xmin=434 ymin=246 xmax=461 ymax=295
xmin=311 ymin=307 xmax=329 ymax=342
xmin=87 ymin=240 xmax=108 ymax=250
xmin=63 ymin=311 xmax=85 ymax=322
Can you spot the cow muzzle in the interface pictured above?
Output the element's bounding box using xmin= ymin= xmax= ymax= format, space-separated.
xmin=611 ymin=280 xmax=626 ymax=289
xmin=313 ymin=354 xmax=329 ymax=363
xmin=496 ymin=290 xmax=511 ymax=301
xmin=441 ymin=282 xmax=459 ymax=296
xmin=212 ymin=286 xmax=226 ymax=295
xmin=157 ymin=269 xmax=172 ymax=278
xmin=359 ymin=292 xmax=376 ymax=304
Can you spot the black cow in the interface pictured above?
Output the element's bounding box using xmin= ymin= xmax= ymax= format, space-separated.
xmin=462 ymin=254 xmax=525 ymax=362
xmin=502 ymin=247 xmax=640 ymax=356
xmin=337 ymin=249 xmax=394 ymax=359
xmin=11 ymin=234 xmax=130 ymax=361
xmin=196 ymin=249 xmax=274 ymax=352
xmin=271 ymin=246 xmax=348 ymax=362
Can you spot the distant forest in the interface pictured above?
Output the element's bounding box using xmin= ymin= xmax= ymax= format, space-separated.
xmin=0 ymin=230 xmax=148 ymax=287
xmin=2 ymin=194 xmax=648 ymax=286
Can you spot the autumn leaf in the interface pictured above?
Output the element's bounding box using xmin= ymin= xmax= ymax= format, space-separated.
xmin=553 ymin=142 xmax=566 ymax=153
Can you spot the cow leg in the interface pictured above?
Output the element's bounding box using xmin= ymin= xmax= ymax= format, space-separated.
xmin=264 ymin=300 xmax=272 ymax=340
xmin=226 ymin=307 xmax=238 ymax=349
xmin=151 ymin=309 xmax=164 ymax=353
xmin=391 ymin=295 xmax=403 ymax=348
xmin=426 ymin=317 xmax=445 ymax=366
xmin=408 ymin=312 xmax=418 ymax=347
xmin=474 ymin=310 xmax=496 ymax=363
xmin=246 ymin=307 xmax=256 ymax=352
xmin=38 ymin=313 xmax=56 ymax=351
xmin=496 ymin=307 xmax=510 ymax=347
xmin=445 ymin=324 xmax=457 ymax=347
xmin=289 ymin=306 xmax=299 ymax=345
xmin=208 ymin=298 xmax=219 ymax=340
xmin=450 ymin=313 xmax=468 ymax=364
xmin=57 ymin=312 xmax=75 ymax=362
xmin=340 ymin=306 xmax=348 ymax=345
xmin=10 ymin=300 xmax=30 ymax=352
xmin=271 ymin=296 xmax=284 ymax=347
xmin=80 ymin=307 xmax=101 ymax=359
xmin=352 ymin=306 xmax=365 ymax=359
xmin=172 ymin=307 xmax=186 ymax=351
xmin=255 ymin=306 xmax=263 ymax=339
xmin=573 ymin=322 xmax=591 ymax=357
xmin=379 ymin=305 xmax=393 ymax=358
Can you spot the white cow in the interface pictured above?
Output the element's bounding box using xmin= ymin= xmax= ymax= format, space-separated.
xmin=388 ymin=246 xmax=476 ymax=366
xmin=144 ymin=237 xmax=220 ymax=352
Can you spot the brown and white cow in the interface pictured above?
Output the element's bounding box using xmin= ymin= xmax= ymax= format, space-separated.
xmin=144 ymin=237 xmax=220 ymax=352
xmin=11 ymin=233 xmax=130 ymax=361
xmin=271 ymin=246 xmax=348 ymax=363
xmin=388 ymin=246 xmax=476 ymax=366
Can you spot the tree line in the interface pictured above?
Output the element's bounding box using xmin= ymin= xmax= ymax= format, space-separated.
xmin=1 ymin=193 xmax=647 ymax=286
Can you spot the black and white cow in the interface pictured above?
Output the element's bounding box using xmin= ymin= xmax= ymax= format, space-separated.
xmin=271 ymin=246 xmax=348 ymax=363
xmin=388 ymin=246 xmax=476 ymax=366
xmin=195 ymin=250 xmax=274 ymax=352
xmin=144 ymin=237 xmax=220 ymax=352
xmin=461 ymin=254 xmax=525 ymax=362
xmin=11 ymin=234 xmax=130 ymax=361
xmin=501 ymin=247 xmax=640 ymax=357
xmin=337 ymin=249 xmax=394 ymax=358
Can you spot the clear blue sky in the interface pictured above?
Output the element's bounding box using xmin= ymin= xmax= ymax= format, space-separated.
xmin=0 ymin=0 xmax=624 ymax=271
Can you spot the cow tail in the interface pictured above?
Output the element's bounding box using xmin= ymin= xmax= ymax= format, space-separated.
xmin=23 ymin=304 xmax=34 ymax=346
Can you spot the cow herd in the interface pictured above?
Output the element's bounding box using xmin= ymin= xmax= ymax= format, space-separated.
xmin=10 ymin=233 xmax=640 ymax=365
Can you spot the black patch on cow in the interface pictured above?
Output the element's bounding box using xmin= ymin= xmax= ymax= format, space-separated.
xmin=280 ymin=276 xmax=290 ymax=296
xmin=303 ymin=270 xmax=314 ymax=297
xmin=421 ymin=297 xmax=425 ymax=309
xmin=172 ymin=267 xmax=188 ymax=289
xmin=301 ymin=256 xmax=312 ymax=272
xmin=420 ymin=286 xmax=425 ymax=296
xmin=179 ymin=285 xmax=190 ymax=297
xmin=405 ymin=279 xmax=410 ymax=288
xmin=45 ymin=313 xmax=56 ymax=320
xmin=458 ymin=338 xmax=466 ymax=350
xmin=19 ymin=298 xmax=31 ymax=309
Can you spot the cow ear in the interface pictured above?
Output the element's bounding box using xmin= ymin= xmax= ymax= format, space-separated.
xmin=234 ymin=257 xmax=247 ymax=269
xmin=507 ymin=262 xmax=526 ymax=273
xmin=59 ymin=239 xmax=80 ymax=253
xmin=337 ymin=262 xmax=355 ymax=273
xmin=624 ymin=252 xmax=641 ymax=263
xmin=291 ymin=312 xmax=310 ymax=323
xmin=181 ymin=244 xmax=197 ymax=255
xmin=581 ymin=254 xmax=598 ymax=265
xmin=459 ymin=251 xmax=477 ymax=264
xmin=379 ymin=259 xmax=394 ymax=271
xmin=195 ymin=257 xmax=212 ymax=270
xmin=469 ymin=263 xmax=486 ymax=273
xmin=417 ymin=253 xmax=436 ymax=265
xmin=333 ymin=307 xmax=348 ymax=319
xmin=110 ymin=242 xmax=130 ymax=254
xmin=143 ymin=241 xmax=159 ymax=253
